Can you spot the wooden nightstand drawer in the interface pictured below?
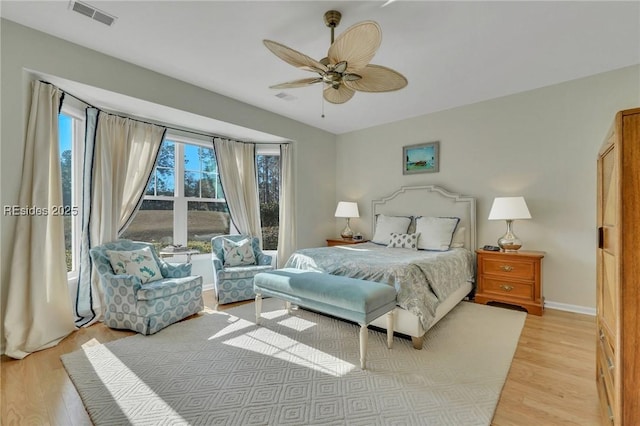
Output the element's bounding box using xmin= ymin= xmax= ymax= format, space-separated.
xmin=481 ymin=257 xmax=535 ymax=280
xmin=483 ymin=278 xmax=533 ymax=300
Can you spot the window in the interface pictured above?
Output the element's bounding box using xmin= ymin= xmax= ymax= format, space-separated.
xmin=256 ymin=148 xmax=280 ymax=250
xmin=122 ymin=136 xmax=230 ymax=253
xmin=59 ymin=110 xmax=84 ymax=274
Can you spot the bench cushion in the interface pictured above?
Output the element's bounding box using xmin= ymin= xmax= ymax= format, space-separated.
xmin=254 ymin=268 xmax=397 ymax=324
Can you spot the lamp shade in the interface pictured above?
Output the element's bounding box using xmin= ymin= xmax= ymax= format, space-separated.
xmin=334 ymin=201 xmax=360 ymax=218
xmin=488 ymin=197 xmax=532 ymax=220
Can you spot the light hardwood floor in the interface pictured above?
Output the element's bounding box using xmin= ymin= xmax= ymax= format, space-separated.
xmin=1 ymin=291 xmax=603 ymax=426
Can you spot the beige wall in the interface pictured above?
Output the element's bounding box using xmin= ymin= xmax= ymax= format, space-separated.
xmin=336 ymin=65 xmax=640 ymax=310
xmin=0 ymin=20 xmax=336 ymax=331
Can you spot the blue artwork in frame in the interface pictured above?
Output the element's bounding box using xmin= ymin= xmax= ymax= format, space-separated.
xmin=403 ymin=141 xmax=440 ymax=174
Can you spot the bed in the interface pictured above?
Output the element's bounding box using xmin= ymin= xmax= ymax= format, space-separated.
xmin=284 ymin=185 xmax=476 ymax=349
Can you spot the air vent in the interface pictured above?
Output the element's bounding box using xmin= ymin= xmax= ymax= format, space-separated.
xmin=70 ymin=1 xmax=117 ymax=26
xmin=275 ymin=92 xmax=297 ymax=101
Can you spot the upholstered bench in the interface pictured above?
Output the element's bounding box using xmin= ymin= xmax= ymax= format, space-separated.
xmin=253 ymin=268 xmax=397 ymax=369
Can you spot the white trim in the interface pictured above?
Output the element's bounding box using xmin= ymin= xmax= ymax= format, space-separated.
xmin=544 ymin=300 xmax=596 ymax=316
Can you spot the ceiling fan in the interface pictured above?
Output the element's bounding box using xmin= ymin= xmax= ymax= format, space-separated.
xmin=263 ymin=10 xmax=408 ymax=104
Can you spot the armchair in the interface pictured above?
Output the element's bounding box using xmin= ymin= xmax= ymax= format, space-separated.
xmin=90 ymin=239 xmax=204 ymax=335
xmin=211 ymin=235 xmax=274 ymax=304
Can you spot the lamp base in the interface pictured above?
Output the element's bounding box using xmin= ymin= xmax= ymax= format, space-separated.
xmin=340 ymin=218 xmax=353 ymax=239
xmin=497 ymin=219 xmax=522 ymax=252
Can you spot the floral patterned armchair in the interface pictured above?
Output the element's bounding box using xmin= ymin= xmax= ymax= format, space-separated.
xmin=90 ymin=239 xmax=204 ymax=335
xmin=211 ymin=235 xmax=274 ymax=304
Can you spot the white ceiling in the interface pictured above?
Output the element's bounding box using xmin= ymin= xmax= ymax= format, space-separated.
xmin=2 ymin=1 xmax=639 ymax=136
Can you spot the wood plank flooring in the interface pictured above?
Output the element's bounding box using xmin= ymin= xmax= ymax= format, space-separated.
xmin=1 ymin=291 xmax=603 ymax=425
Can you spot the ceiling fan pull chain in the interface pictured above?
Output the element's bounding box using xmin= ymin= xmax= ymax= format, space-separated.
xmin=321 ymin=86 xmax=326 ymax=118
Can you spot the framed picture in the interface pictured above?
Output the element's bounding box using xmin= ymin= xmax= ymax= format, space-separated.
xmin=403 ymin=141 xmax=439 ymax=174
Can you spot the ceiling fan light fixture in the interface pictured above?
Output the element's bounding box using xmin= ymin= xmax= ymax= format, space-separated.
xmin=263 ymin=10 xmax=407 ymax=105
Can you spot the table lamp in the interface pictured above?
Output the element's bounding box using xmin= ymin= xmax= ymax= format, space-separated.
xmin=334 ymin=201 xmax=359 ymax=239
xmin=488 ymin=196 xmax=531 ymax=251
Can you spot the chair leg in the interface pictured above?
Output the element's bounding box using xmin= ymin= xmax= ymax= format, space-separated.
xmin=255 ymin=293 xmax=262 ymax=325
xmin=386 ymin=310 xmax=394 ymax=349
xmin=359 ymin=324 xmax=368 ymax=370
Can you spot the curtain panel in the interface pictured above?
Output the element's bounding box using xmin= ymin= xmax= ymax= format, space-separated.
xmin=75 ymin=108 xmax=166 ymax=327
xmin=3 ymin=81 xmax=76 ymax=359
xmin=277 ymin=143 xmax=296 ymax=267
xmin=213 ymin=137 xmax=262 ymax=243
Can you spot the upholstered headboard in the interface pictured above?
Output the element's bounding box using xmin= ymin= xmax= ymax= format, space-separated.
xmin=371 ymin=185 xmax=477 ymax=251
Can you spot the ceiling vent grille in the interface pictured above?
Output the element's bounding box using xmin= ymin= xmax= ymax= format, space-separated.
xmin=70 ymin=1 xmax=117 ymax=26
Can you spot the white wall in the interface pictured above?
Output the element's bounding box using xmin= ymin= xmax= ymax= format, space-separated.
xmin=335 ymin=65 xmax=640 ymax=310
xmin=1 ymin=20 xmax=336 ymax=328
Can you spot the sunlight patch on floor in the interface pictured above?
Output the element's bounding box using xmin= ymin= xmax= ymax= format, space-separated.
xmin=83 ymin=344 xmax=187 ymax=424
xmin=224 ymin=327 xmax=354 ymax=377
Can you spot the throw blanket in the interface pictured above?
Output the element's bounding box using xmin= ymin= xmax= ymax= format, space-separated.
xmin=284 ymin=243 xmax=474 ymax=329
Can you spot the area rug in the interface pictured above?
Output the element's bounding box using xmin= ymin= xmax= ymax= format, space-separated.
xmin=61 ymin=299 xmax=526 ymax=426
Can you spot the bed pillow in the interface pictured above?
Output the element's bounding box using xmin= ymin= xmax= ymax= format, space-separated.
xmin=450 ymin=226 xmax=466 ymax=248
xmin=387 ymin=232 xmax=420 ymax=250
xmin=415 ymin=217 xmax=460 ymax=251
xmin=106 ymin=247 xmax=163 ymax=284
xmin=223 ymin=238 xmax=256 ymax=267
xmin=371 ymin=214 xmax=412 ymax=245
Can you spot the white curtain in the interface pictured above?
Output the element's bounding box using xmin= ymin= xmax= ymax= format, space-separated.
xmin=213 ymin=137 xmax=262 ymax=242
xmin=4 ymin=81 xmax=75 ymax=359
xmin=75 ymin=109 xmax=166 ymax=326
xmin=277 ymin=143 xmax=296 ymax=267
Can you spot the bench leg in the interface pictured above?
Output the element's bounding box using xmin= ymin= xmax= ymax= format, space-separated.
xmin=386 ymin=311 xmax=394 ymax=349
xmin=359 ymin=324 xmax=368 ymax=370
xmin=255 ymin=293 xmax=262 ymax=325
xmin=411 ymin=335 xmax=424 ymax=350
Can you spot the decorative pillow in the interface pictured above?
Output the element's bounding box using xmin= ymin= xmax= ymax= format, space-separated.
xmin=106 ymin=247 xmax=163 ymax=284
xmin=223 ymin=238 xmax=256 ymax=267
xmin=371 ymin=214 xmax=412 ymax=245
xmin=450 ymin=226 xmax=466 ymax=248
xmin=415 ymin=216 xmax=460 ymax=251
xmin=387 ymin=232 xmax=420 ymax=250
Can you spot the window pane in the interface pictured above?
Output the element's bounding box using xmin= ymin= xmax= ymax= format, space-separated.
xmin=184 ymin=171 xmax=200 ymax=197
xmin=59 ymin=114 xmax=73 ymax=272
xmin=155 ymin=167 xmax=174 ymax=196
xmin=145 ymin=175 xmax=155 ymax=196
xmin=187 ymin=201 xmax=230 ymax=253
xmin=121 ymin=200 xmax=174 ymax=249
xmin=257 ymin=154 xmax=280 ymax=250
xmin=184 ymin=144 xmax=199 ymax=172
xmin=201 ymin=172 xmax=216 ymax=198
xmin=200 ymin=146 xmax=215 ymax=173
xmin=154 ymin=142 xmax=175 ymax=196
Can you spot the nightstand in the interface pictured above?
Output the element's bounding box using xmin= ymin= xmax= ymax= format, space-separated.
xmin=474 ymin=249 xmax=545 ymax=315
xmin=326 ymin=238 xmax=369 ymax=247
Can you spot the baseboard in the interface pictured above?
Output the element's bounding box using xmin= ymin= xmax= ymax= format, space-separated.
xmin=202 ymin=282 xmax=214 ymax=292
xmin=544 ymin=300 xmax=596 ymax=316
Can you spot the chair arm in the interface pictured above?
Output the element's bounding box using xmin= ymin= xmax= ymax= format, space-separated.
xmin=101 ymin=273 xmax=142 ymax=301
xmin=159 ymin=260 xmax=192 ymax=278
xmin=212 ymin=254 xmax=223 ymax=273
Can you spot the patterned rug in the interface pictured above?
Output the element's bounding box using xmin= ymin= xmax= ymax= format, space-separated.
xmin=61 ymin=299 xmax=526 ymax=426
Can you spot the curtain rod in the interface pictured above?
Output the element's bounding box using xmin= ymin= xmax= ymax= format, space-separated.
xmin=53 ymin=82 xmax=285 ymax=144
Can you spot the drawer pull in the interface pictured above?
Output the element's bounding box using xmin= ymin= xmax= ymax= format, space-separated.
xmin=500 ymin=265 xmax=513 ymax=272
xmin=499 ymin=284 xmax=514 ymax=292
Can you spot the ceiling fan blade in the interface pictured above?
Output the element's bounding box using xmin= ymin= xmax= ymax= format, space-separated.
xmin=263 ymin=40 xmax=328 ymax=74
xmin=269 ymin=78 xmax=323 ymax=89
xmin=343 ymin=64 xmax=408 ymax=92
xmin=323 ymin=84 xmax=356 ymax=104
xmin=328 ymin=21 xmax=381 ymax=72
